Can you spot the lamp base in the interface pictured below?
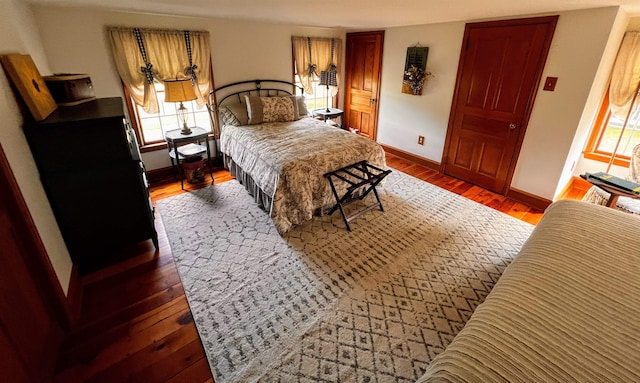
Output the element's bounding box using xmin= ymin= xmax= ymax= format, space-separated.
xmin=180 ymin=123 xmax=192 ymax=135
xmin=325 ymin=84 xmax=331 ymax=113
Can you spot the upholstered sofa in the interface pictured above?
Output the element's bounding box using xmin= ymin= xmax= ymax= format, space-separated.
xmin=417 ymin=199 xmax=640 ymax=382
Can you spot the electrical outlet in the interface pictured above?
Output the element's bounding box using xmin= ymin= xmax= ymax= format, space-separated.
xmin=418 ymin=136 xmax=424 ymax=145
xmin=543 ymin=76 xmax=558 ymax=91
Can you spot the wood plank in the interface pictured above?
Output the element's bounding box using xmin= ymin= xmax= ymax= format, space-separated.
xmin=83 ymin=325 xmax=200 ymax=383
xmin=80 ymin=263 xmax=182 ymax=325
xmin=450 ymin=182 xmax=474 ymax=195
xmin=504 ymin=202 xmax=530 ymax=220
xmin=556 ymin=175 xmax=590 ymax=201
xmin=61 ymin=282 xmax=186 ymax=350
xmin=132 ymin=340 xmax=209 ymax=383
xmin=522 ymin=211 xmax=545 ymax=225
xmin=166 ymin=357 xmax=213 ymax=383
xmin=58 ymin=295 xmax=190 ymax=366
xmin=56 ymin=305 xmax=193 ymax=381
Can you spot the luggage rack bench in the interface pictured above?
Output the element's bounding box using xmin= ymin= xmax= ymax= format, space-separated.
xmin=324 ymin=161 xmax=391 ymax=231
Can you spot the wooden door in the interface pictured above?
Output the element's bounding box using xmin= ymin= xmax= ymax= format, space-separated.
xmin=442 ymin=16 xmax=558 ymax=194
xmin=0 ymin=144 xmax=64 ymax=382
xmin=344 ymin=31 xmax=384 ymax=140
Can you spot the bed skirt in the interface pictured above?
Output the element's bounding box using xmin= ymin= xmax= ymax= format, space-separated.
xmin=224 ymin=154 xmax=274 ymax=214
xmin=224 ymin=153 xmax=350 ymax=224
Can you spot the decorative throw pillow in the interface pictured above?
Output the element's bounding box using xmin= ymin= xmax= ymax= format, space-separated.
xmin=226 ymin=102 xmax=249 ymax=125
xmin=287 ymin=95 xmax=310 ymax=120
xmin=260 ymin=96 xmax=296 ymax=123
xmin=245 ymin=96 xmax=297 ymax=125
xmin=295 ymin=95 xmax=309 ymax=118
xmin=219 ymin=106 xmax=240 ymax=126
xmin=245 ymin=95 xmax=264 ymax=124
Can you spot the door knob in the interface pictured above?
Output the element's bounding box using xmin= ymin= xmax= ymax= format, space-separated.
xmin=370 ymin=98 xmax=376 ymax=104
xmin=509 ymin=123 xmax=517 ymax=130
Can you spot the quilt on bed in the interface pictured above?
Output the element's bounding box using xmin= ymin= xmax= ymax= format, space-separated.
xmin=219 ymin=117 xmax=386 ymax=233
xmin=417 ymin=199 xmax=640 ymax=382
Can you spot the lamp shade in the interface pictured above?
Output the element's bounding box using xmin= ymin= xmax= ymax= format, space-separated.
xmin=164 ymin=79 xmax=197 ymax=102
xmin=319 ymin=70 xmax=338 ymax=87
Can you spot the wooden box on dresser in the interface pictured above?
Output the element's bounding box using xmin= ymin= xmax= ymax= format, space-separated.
xmin=24 ymin=97 xmax=158 ymax=274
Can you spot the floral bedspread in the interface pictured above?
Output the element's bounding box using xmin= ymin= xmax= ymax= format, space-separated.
xmin=220 ymin=117 xmax=387 ymax=233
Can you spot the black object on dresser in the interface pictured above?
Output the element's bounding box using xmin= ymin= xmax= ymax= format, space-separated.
xmin=24 ymin=97 xmax=158 ymax=274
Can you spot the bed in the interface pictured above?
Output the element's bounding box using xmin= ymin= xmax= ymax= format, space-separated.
xmin=210 ymin=80 xmax=387 ymax=234
xmin=417 ymin=199 xmax=640 ymax=382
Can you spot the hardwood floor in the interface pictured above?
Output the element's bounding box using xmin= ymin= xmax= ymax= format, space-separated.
xmin=386 ymin=154 xmax=551 ymax=225
xmin=54 ymin=214 xmax=213 ymax=383
xmin=54 ymin=153 xmax=586 ymax=382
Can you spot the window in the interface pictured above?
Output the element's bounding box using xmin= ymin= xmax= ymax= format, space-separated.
xmin=108 ymin=27 xmax=213 ymax=149
xmin=293 ymin=65 xmax=334 ymax=112
xmin=584 ymin=90 xmax=640 ymax=167
xmin=291 ymin=36 xmax=342 ymax=113
xmin=128 ymin=81 xmax=212 ymax=146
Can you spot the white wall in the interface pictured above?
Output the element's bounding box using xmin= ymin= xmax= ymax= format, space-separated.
xmin=31 ymin=6 xmax=345 ymax=170
xmin=377 ymin=7 xmax=623 ymax=200
xmin=377 ymin=22 xmax=463 ymax=161
xmin=0 ymin=0 xmax=72 ymax=294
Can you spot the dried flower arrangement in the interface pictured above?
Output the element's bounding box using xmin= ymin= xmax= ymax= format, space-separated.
xmin=403 ymin=65 xmax=433 ymax=95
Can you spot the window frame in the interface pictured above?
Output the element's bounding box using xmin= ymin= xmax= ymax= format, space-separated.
xmin=291 ymin=48 xmax=338 ymax=113
xmin=123 ymin=80 xmax=216 ymax=153
xmin=583 ymin=88 xmax=636 ymax=168
xmin=293 ymin=71 xmax=336 ymax=112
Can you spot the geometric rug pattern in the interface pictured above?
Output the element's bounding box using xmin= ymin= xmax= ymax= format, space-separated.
xmin=156 ymin=169 xmax=533 ymax=382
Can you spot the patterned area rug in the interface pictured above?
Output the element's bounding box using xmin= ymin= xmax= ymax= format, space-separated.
xmin=156 ymin=169 xmax=534 ymax=382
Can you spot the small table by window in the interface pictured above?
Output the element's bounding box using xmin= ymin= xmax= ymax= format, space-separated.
xmin=313 ymin=108 xmax=343 ymax=129
xmin=165 ymin=127 xmax=214 ymax=189
xmin=580 ymin=173 xmax=640 ymax=208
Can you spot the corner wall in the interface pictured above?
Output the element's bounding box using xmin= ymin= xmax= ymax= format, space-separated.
xmin=513 ymin=7 xmax=623 ymax=199
xmin=568 ymin=12 xmax=632 ymax=187
xmin=0 ymin=0 xmax=72 ymax=294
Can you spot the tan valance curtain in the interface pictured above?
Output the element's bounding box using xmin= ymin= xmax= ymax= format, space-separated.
xmin=108 ymin=27 xmax=212 ymax=114
xmin=292 ymin=36 xmax=342 ymax=96
xmin=609 ymin=31 xmax=640 ymax=119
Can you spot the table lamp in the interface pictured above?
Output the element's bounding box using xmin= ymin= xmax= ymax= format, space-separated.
xmin=319 ymin=69 xmax=337 ymax=112
xmin=164 ymin=79 xmax=197 ymax=135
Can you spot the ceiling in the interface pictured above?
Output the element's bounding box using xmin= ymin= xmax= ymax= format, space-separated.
xmin=24 ymin=0 xmax=640 ymax=28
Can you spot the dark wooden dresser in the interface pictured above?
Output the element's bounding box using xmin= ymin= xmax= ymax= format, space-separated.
xmin=24 ymin=97 xmax=158 ymax=274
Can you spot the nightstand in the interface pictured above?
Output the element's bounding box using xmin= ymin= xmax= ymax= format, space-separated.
xmin=165 ymin=127 xmax=214 ymax=189
xmin=313 ymin=108 xmax=343 ymax=129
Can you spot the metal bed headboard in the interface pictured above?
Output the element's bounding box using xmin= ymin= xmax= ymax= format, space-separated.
xmin=206 ymin=79 xmax=304 ymax=139
xmin=209 ymin=79 xmax=304 ymax=110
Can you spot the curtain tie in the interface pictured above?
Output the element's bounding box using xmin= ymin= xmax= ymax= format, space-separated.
xmin=141 ymin=63 xmax=154 ymax=85
xmin=329 ymin=38 xmax=337 ymax=73
xmin=307 ymin=37 xmax=319 ymax=80
xmin=308 ymin=63 xmax=318 ymax=78
xmin=184 ymin=31 xmax=198 ymax=84
xmin=134 ymin=28 xmax=155 ymax=84
xmin=185 ymin=64 xmax=198 ymax=82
